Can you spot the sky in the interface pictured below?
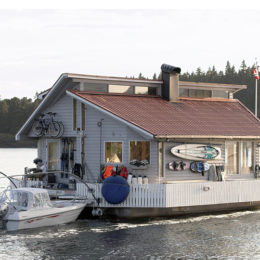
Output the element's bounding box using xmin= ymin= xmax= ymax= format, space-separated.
xmin=1 ymin=1 xmax=260 ymax=99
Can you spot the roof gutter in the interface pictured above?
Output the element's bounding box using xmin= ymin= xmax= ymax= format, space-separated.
xmin=15 ymin=73 xmax=69 ymax=140
xmin=66 ymin=90 xmax=154 ymax=140
xmin=68 ymin=73 xmax=163 ymax=85
xmin=155 ymin=135 xmax=260 ymax=140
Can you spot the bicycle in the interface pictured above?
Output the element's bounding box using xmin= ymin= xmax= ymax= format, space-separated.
xmin=32 ymin=112 xmax=64 ymax=137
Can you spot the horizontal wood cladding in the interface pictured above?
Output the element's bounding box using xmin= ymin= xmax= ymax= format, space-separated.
xmin=163 ymin=141 xmax=225 ymax=182
xmin=84 ymin=106 xmax=158 ymax=183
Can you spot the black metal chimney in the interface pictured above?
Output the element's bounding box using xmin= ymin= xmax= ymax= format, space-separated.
xmin=161 ymin=64 xmax=181 ymax=101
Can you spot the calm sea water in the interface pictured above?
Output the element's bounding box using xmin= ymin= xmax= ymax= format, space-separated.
xmin=1 ymin=149 xmax=260 ymax=259
xmin=0 ymin=148 xmax=37 ymax=190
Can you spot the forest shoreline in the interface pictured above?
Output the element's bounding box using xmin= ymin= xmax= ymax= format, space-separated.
xmin=0 ymin=133 xmax=37 ymax=148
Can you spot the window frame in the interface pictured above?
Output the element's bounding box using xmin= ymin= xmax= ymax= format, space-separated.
xmin=225 ymin=140 xmax=254 ymax=175
xmin=240 ymin=141 xmax=254 ymax=174
xmin=104 ymin=141 xmax=123 ymax=164
xmin=225 ymin=141 xmax=239 ymax=175
xmin=129 ymin=140 xmax=151 ymax=165
xmin=46 ymin=139 xmax=61 ymax=171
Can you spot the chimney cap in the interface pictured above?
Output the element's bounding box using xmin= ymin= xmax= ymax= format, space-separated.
xmin=161 ymin=64 xmax=181 ymax=74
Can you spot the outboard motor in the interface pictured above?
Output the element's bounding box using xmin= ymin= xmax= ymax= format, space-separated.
xmin=0 ymin=202 xmax=8 ymax=218
xmin=0 ymin=191 xmax=9 ymax=218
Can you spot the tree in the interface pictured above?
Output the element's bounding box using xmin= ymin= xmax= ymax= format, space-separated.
xmin=138 ymin=73 xmax=146 ymax=79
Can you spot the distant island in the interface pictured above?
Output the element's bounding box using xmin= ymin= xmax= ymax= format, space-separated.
xmin=0 ymin=60 xmax=258 ymax=148
xmin=0 ymin=97 xmax=39 ymax=148
xmin=0 ymin=133 xmax=37 ymax=148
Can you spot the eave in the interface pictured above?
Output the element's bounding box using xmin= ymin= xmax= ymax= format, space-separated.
xmin=155 ymin=135 xmax=260 ymax=140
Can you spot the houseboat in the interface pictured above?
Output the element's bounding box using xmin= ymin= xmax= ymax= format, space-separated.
xmin=15 ymin=63 xmax=260 ymax=218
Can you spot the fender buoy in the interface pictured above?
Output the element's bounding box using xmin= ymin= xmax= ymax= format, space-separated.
xmin=101 ymin=175 xmax=130 ymax=204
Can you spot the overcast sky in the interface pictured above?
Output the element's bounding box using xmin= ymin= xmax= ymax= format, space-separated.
xmin=1 ymin=8 xmax=260 ymax=99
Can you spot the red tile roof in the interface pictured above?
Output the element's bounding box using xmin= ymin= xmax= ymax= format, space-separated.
xmin=68 ymin=90 xmax=260 ymax=138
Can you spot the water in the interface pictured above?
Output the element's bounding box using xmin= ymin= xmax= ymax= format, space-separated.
xmin=1 ymin=149 xmax=260 ymax=259
xmin=0 ymin=148 xmax=37 ymax=190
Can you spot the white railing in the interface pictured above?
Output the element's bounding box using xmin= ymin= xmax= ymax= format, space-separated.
xmin=19 ymin=179 xmax=260 ymax=209
xmin=77 ymin=180 xmax=260 ymax=208
xmin=76 ymin=183 xmax=166 ymax=208
xmin=17 ymin=180 xmax=44 ymax=188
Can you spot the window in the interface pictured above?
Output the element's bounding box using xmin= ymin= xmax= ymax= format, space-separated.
xmin=81 ymin=103 xmax=86 ymax=131
xmin=179 ymin=88 xmax=189 ymax=97
xmin=105 ymin=142 xmax=122 ymax=163
xmin=179 ymin=88 xmax=212 ymax=98
xmin=189 ymin=89 xmax=212 ymax=98
xmin=240 ymin=141 xmax=253 ymax=174
xmin=130 ymin=141 xmax=150 ymax=163
xmin=135 ymin=86 xmax=148 ymax=94
xmin=73 ymin=99 xmax=77 ymax=131
xmin=81 ymin=83 xmax=108 ymax=92
xmin=225 ymin=141 xmax=238 ymax=174
xmin=158 ymin=142 xmax=164 ymax=177
xmin=48 ymin=141 xmax=59 ymax=170
xmin=33 ymin=192 xmax=51 ymax=208
xmin=225 ymin=141 xmax=253 ymax=175
xmin=109 ymin=85 xmax=134 ymax=94
xmin=212 ymin=90 xmax=229 ymax=98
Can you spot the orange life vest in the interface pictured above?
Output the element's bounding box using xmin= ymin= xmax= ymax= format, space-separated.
xmin=120 ymin=167 xmax=128 ymax=179
xmin=103 ymin=165 xmax=115 ymax=179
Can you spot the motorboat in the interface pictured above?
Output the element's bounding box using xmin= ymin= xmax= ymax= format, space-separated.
xmin=0 ymin=187 xmax=87 ymax=231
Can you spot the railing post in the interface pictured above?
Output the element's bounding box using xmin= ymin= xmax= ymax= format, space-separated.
xmin=23 ymin=167 xmax=28 ymax=187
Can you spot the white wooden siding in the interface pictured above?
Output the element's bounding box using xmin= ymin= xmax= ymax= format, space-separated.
xmin=163 ymin=141 xmax=225 ymax=182
xmin=84 ymin=106 xmax=158 ymax=183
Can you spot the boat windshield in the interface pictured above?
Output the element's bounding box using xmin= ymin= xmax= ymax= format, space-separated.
xmin=32 ymin=192 xmax=52 ymax=208
xmin=4 ymin=190 xmax=30 ymax=210
xmin=5 ymin=189 xmax=52 ymax=210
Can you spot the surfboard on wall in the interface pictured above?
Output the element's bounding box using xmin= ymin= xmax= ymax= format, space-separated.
xmin=170 ymin=144 xmax=221 ymax=161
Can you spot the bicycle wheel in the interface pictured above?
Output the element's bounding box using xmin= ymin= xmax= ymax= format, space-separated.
xmin=48 ymin=121 xmax=61 ymax=137
xmin=32 ymin=120 xmax=43 ymax=136
xmin=57 ymin=121 xmax=64 ymax=137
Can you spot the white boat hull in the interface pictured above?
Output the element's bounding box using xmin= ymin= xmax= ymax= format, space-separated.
xmin=4 ymin=202 xmax=85 ymax=231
